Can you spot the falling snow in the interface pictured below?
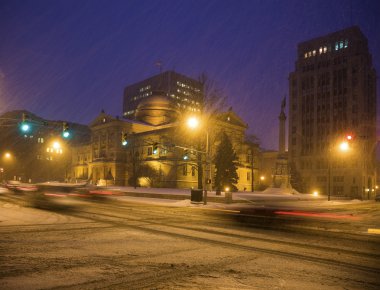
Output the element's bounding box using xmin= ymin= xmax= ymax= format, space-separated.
xmin=0 ymin=0 xmax=379 ymax=150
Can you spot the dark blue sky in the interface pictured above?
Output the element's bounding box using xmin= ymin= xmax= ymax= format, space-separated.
xmin=1 ymin=0 xmax=379 ymax=150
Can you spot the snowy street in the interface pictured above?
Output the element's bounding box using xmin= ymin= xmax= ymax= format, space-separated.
xmin=1 ymin=190 xmax=380 ymax=289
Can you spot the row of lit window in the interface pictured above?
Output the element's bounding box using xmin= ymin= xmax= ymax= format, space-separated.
xmin=304 ymin=40 xmax=349 ymax=58
xmin=46 ymin=148 xmax=63 ymax=154
xmin=176 ymin=102 xmax=200 ymax=111
xmin=139 ymin=85 xmax=151 ymax=93
xmin=170 ymin=94 xmax=200 ymax=106
xmin=133 ymin=91 xmax=152 ymax=101
xmin=176 ymin=81 xmax=200 ymax=93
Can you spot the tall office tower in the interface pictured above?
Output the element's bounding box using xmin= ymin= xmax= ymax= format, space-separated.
xmin=288 ymin=26 xmax=377 ymax=199
xmin=123 ymin=70 xmax=204 ymax=120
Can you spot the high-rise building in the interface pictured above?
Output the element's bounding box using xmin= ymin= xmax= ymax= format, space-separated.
xmin=288 ymin=26 xmax=377 ymax=199
xmin=123 ymin=70 xmax=203 ymax=120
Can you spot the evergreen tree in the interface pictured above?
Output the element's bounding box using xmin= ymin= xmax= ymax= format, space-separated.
xmin=214 ymin=132 xmax=239 ymax=192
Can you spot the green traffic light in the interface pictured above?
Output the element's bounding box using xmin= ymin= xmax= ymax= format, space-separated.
xmin=21 ymin=123 xmax=30 ymax=132
xmin=62 ymin=131 xmax=70 ymax=138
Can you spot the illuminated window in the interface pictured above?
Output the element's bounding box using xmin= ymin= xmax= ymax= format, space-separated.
xmin=344 ymin=39 xmax=348 ymax=48
xmin=323 ymin=46 xmax=327 ymax=53
xmin=339 ymin=41 xmax=343 ymax=49
xmin=191 ymin=166 xmax=196 ymax=176
xmin=319 ymin=47 xmax=323 ymax=54
xmin=335 ymin=42 xmax=339 ymax=50
xmin=312 ymin=50 xmax=316 ymax=56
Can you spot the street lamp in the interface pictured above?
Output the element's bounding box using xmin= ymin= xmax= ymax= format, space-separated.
xmin=2 ymin=152 xmax=13 ymax=181
xmin=48 ymin=141 xmax=63 ymax=154
xmin=186 ymin=116 xmax=210 ymax=205
xmin=328 ymin=140 xmax=350 ymax=201
xmin=187 ymin=117 xmax=200 ymax=129
xmin=339 ymin=141 xmax=349 ymax=152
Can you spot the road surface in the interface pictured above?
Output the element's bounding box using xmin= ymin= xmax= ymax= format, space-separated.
xmin=0 ymin=195 xmax=379 ymax=289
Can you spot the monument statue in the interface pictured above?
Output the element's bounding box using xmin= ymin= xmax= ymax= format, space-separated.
xmin=271 ymin=96 xmax=292 ymax=190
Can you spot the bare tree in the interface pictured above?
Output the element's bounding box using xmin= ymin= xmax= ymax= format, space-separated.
xmin=198 ymin=72 xmax=228 ymax=116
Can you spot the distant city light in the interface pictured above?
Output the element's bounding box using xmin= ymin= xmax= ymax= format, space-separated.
xmin=313 ymin=191 xmax=319 ymax=197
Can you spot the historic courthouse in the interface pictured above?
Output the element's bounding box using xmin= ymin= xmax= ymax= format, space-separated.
xmin=71 ymin=72 xmax=259 ymax=191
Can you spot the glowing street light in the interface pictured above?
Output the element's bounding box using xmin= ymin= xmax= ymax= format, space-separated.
xmin=187 ymin=116 xmax=199 ymax=129
xmin=47 ymin=141 xmax=63 ymax=154
xmin=186 ymin=116 xmax=210 ymax=205
xmin=52 ymin=141 xmax=61 ymax=150
xmin=328 ymin=139 xmax=351 ymax=201
xmin=339 ymin=141 xmax=349 ymax=152
xmin=4 ymin=152 xmax=11 ymax=159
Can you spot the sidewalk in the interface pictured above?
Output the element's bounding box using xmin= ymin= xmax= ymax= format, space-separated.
xmin=103 ymin=185 xmax=379 ymax=214
xmin=103 ymin=186 xmax=329 ymax=207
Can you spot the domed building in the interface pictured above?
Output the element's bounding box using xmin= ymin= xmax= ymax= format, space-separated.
xmin=135 ymin=92 xmax=179 ymax=126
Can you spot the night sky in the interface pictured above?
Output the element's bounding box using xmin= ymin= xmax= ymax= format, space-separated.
xmin=1 ymin=0 xmax=379 ymax=150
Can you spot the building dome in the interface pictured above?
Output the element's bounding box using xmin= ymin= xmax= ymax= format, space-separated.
xmin=135 ymin=93 xmax=179 ymax=125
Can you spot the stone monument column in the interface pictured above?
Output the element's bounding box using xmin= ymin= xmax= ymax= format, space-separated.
xmin=271 ymin=96 xmax=291 ymax=190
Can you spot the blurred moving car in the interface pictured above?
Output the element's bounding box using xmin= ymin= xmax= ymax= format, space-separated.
xmin=35 ymin=181 xmax=121 ymax=198
xmin=5 ymin=180 xmax=38 ymax=193
xmin=0 ymin=186 xmax=10 ymax=194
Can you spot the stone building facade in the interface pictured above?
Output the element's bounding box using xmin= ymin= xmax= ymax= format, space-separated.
xmin=288 ymin=26 xmax=377 ymax=199
xmin=71 ymin=94 xmax=259 ymax=191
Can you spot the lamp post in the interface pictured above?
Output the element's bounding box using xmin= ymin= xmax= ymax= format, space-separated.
xmin=2 ymin=152 xmax=13 ymax=181
xmin=187 ymin=116 xmax=210 ymax=205
xmin=328 ymin=140 xmax=350 ymax=201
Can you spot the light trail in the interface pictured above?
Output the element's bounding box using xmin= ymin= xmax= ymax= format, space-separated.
xmin=275 ymin=210 xmax=361 ymax=220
